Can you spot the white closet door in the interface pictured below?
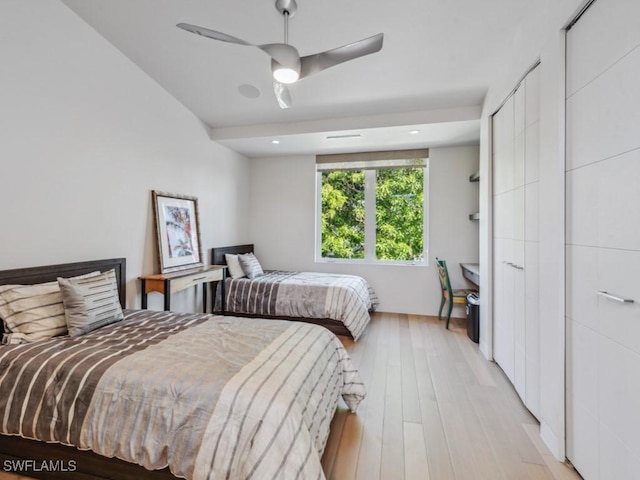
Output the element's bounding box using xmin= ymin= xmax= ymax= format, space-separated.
xmin=493 ymin=95 xmax=515 ymax=382
xmin=566 ymin=0 xmax=640 ymax=478
xmin=492 ymin=67 xmax=540 ymax=416
xmin=513 ymin=82 xmax=525 ymax=395
xmin=523 ymin=67 xmax=540 ymax=418
xmin=513 ymin=85 xmax=527 ymax=397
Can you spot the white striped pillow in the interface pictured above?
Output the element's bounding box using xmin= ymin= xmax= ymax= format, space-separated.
xmin=58 ymin=269 xmax=124 ymax=337
xmin=0 ymin=271 xmax=100 ymax=345
xmin=238 ymin=253 xmax=264 ymax=279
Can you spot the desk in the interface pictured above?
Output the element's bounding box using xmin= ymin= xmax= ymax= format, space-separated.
xmin=460 ymin=262 xmax=480 ymax=287
xmin=139 ymin=265 xmax=226 ymax=313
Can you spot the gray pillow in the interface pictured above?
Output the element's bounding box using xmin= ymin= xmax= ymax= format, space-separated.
xmin=238 ymin=253 xmax=264 ymax=279
xmin=58 ymin=269 xmax=124 ymax=337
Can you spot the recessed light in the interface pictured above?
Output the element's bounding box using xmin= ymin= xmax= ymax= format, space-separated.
xmin=271 ymin=140 xmax=280 ymax=144
xmin=409 ymin=130 xmax=420 ymax=135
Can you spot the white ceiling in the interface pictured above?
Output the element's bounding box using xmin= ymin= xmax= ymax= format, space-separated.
xmin=59 ymin=0 xmax=539 ymax=157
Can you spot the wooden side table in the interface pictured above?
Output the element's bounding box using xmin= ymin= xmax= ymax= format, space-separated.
xmin=139 ymin=265 xmax=226 ymax=313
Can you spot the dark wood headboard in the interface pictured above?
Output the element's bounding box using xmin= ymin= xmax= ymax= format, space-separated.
xmin=211 ymin=244 xmax=254 ymax=266
xmin=0 ymin=258 xmax=183 ymax=480
xmin=0 ymin=258 xmax=127 ymax=309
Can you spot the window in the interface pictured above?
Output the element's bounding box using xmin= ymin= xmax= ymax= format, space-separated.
xmin=316 ymin=150 xmax=428 ymax=264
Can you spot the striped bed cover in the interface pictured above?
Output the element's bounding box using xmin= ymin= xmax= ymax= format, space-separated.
xmin=218 ymin=271 xmax=379 ymax=341
xmin=0 ymin=310 xmax=366 ymax=480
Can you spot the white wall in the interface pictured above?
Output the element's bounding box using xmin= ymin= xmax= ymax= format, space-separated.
xmin=248 ymin=145 xmax=479 ymax=316
xmin=0 ymin=0 xmax=250 ymax=311
xmin=478 ymin=0 xmax=588 ymax=460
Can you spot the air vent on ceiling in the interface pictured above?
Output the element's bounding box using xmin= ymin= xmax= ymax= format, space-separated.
xmin=326 ymin=134 xmax=362 ymax=140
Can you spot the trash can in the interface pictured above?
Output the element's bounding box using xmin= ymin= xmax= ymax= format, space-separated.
xmin=466 ymin=293 xmax=480 ymax=343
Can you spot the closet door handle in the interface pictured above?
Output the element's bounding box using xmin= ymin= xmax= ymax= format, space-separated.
xmin=597 ymin=291 xmax=635 ymax=303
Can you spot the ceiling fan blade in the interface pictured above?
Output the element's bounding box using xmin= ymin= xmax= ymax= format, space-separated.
xmin=299 ymin=33 xmax=384 ymax=79
xmin=273 ymin=81 xmax=292 ymax=109
xmin=177 ymin=24 xmax=295 ymax=65
xmin=176 ymin=23 xmax=252 ymax=47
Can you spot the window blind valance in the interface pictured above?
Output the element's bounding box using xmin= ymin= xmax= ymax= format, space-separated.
xmin=316 ymin=149 xmax=429 ymax=171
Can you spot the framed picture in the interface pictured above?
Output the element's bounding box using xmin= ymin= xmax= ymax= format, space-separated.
xmin=152 ymin=191 xmax=203 ymax=273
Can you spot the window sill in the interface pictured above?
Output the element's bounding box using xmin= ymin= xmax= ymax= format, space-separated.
xmin=316 ymin=258 xmax=429 ymax=267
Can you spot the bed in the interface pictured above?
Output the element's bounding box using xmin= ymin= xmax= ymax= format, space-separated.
xmin=211 ymin=245 xmax=379 ymax=341
xmin=0 ymin=258 xmax=365 ymax=480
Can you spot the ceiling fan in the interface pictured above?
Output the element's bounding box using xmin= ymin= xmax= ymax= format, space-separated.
xmin=177 ymin=0 xmax=384 ymax=109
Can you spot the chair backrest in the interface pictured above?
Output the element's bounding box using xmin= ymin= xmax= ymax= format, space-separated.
xmin=435 ymin=257 xmax=452 ymax=296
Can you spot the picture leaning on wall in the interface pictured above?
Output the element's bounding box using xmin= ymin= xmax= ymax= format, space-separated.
xmin=152 ymin=190 xmax=203 ymax=273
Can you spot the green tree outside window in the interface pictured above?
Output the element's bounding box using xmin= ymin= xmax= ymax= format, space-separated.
xmin=321 ymin=165 xmax=424 ymax=262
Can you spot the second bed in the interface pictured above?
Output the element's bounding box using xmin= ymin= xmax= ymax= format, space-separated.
xmin=211 ymin=245 xmax=378 ymax=340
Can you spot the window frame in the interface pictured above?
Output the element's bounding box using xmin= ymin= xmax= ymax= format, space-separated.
xmin=315 ymin=158 xmax=429 ymax=266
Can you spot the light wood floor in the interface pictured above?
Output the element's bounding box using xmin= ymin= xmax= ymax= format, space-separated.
xmin=0 ymin=313 xmax=582 ymax=480
xmin=320 ymin=312 xmax=583 ymax=480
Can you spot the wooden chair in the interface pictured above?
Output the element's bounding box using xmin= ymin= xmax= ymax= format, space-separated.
xmin=435 ymin=257 xmax=477 ymax=330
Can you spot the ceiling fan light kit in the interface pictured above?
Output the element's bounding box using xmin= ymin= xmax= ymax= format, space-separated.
xmin=273 ymin=66 xmax=299 ymax=84
xmin=266 ymin=44 xmax=301 ymax=84
xmin=177 ymin=0 xmax=383 ymax=108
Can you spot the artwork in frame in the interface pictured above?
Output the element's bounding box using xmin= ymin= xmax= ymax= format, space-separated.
xmin=152 ymin=190 xmax=203 ymax=273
